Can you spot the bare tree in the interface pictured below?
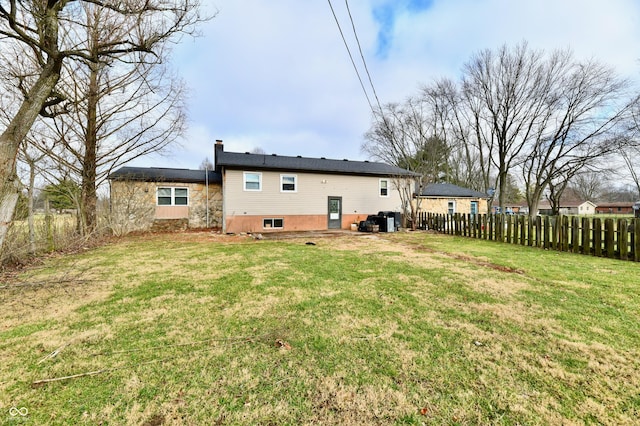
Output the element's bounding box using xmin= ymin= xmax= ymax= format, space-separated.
xmin=33 ymin=18 xmax=188 ymax=234
xmin=568 ymin=170 xmax=609 ymax=202
xmin=363 ymin=97 xmax=443 ymax=228
xmin=0 ymin=0 xmax=206 ymax=253
xmin=199 ymin=157 xmax=214 ymax=171
xmin=422 ymin=78 xmax=491 ymax=193
xmin=620 ymin=143 xmax=640 ymax=199
xmin=461 ymin=42 xmax=557 ymax=212
xmin=520 ymin=56 xmax=634 ymax=218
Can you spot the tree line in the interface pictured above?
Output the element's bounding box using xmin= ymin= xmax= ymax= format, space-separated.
xmin=363 ymin=42 xmax=640 ymax=219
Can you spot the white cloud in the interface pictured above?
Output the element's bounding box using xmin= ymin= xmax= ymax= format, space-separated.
xmin=128 ymin=0 xmax=640 ymax=169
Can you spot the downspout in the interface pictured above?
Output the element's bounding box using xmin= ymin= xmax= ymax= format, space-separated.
xmin=205 ymin=166 xmax=209 ymax=228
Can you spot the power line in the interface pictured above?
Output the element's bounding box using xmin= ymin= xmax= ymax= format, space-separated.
xmin=344 ymin=0 xmax=384 ymax=113
xmin=326 ymin=0 xmax=375 ymax=114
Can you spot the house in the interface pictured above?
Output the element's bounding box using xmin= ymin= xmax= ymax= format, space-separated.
xmin=537 ymin=200 xmax=596 ymax=215
xmin=108 ymin=166 xmax=222 ymax=233
xmin=108 ymin=141 xmax=416 ymax=233
xmin=490 ymin=203 xmax=528 ymax=215
xmin=595 ymin=202 xmax=636 ymax=215
xmin=416 ymin=183 xmax=489 ymax=215
xmin=214 ymin=141 xmax=416 ymax=233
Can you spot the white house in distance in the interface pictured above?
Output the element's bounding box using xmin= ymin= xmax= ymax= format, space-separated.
xmin=214 ymin=141 xmax=415 ymax=233
xmin=108 ymin=141 xmax=416 ymax=234
xmin=537 ymin=200 xmax=597 ymax=215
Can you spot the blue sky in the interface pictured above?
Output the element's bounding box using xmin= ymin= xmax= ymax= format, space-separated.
xmin=134 ymin=0 xmax=640 ymax=169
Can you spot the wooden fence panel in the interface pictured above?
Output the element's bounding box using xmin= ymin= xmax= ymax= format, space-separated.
xmin=593 ymin=217 xmax=602 ymax=257
xmin=571 ymin=216 xmax=580 ymax=254
xmin=582 ymin=217 xmax=590 ymax=255
xmin=635 ymin=219 xmax=640 ymax=262
xmin=619 ymin=219 xmax=628 ymax=260
xmin=543 ymin=216 xmax=550 ymax=249
xmin=605 ymin=219 xmax=615 ymax=258
xmin=416 ymin=212 xmax=638 ymax=262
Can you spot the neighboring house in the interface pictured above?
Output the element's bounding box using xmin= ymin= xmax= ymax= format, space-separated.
xmin=595 ymin=202 xmax=636 ymax=214
xmin=214 ymin=141 xmax=415 ymax=233
xmin=416 ymin=183 xmax=489 ymax=215
xmin=108 ymin=141 xmax=416 ymax=233
xmin=537 ymin=200 xmax=596 ymax=215
xmin=490 ymin=204 xmax=528 ymax=215
xmin=108 ymin=167 xmax=222 ymax=233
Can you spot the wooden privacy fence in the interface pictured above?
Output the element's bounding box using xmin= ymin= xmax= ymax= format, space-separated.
xmin=418 ymin=212 xmax=640 ymax=262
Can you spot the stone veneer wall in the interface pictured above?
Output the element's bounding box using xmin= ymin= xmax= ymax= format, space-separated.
xmin=109 ymin=180 xmax=222 ymax=234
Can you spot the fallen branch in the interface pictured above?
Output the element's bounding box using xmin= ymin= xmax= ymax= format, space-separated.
xmin=32 ymin=368 xmax=116 ymax=386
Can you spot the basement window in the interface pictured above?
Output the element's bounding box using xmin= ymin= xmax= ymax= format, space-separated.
xmin=263 ymin=218 xmax=284 ymax=229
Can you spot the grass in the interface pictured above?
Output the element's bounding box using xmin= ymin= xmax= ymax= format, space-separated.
xmin=1 ymin=231 xmax=639 ymax=425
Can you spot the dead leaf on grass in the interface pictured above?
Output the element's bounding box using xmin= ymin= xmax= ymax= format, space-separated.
xmin=275 ymin=339 xmax=292 ymax=350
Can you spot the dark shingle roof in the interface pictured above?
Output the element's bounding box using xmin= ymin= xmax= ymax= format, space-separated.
xmin=108 ymin=167 xmax=222 ymax=184
xmin=215 ymin=151 xmax=417 ymax=177
xmin=419 ymin=183 xmax=488 ymax=198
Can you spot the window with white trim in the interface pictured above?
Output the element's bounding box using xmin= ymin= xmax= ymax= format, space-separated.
xmin=379 ymin=179 xmax=389 ymax=197
xmin=280 ymin=174 xmax=297 ymax=192
xmin=263 ymin=218 xmax=283 ymax=229
xmin=448 ymin=200 xmax=456 ymax=215
xmin=243 ymin=172 xmax=262 ymax=191
xmin=157 ymin=187 xmax=188 ymax=206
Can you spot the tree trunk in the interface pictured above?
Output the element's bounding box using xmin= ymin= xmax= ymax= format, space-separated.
xmin=0 ymin=59 xmax=62 ymax=255
xmin=81 ymin=62 xmax=100 ymax=235
xmin=28 ymin=161 xmax=36 ymax=255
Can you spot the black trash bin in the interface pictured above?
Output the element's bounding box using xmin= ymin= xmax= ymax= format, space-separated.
xmin=634 ymin=201 xmax=640 ymax=218
xmin=378 ymin=211 xmax=401 ymax=232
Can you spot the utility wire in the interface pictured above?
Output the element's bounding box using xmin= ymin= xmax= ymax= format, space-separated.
xmin=326 ymin=0 xmax=375 ymax=114
xmin=344 ymin=0 xmax=385 ymax=113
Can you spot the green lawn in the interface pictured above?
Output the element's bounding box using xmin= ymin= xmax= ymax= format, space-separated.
xmin=1 ymin=231 xmax=639 ymax=425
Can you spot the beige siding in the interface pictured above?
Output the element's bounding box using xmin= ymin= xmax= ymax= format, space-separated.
xmin=223 ymin=170 xmax=407 ymax=232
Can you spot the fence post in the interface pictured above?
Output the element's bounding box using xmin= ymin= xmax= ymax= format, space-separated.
xmin=551 ymin=216 xmax=559 ymax=250
xmin=619 ymin=219 xmax=628 ymax=260
xmin=582 ymin=217 xmax=590 ymax=255
xmin=527 ymin=215 xmax=534 ymax=247
xmin=543 ymin=216 xmax=550 ymax=249
xmin=582 ymin=217 xmax=593 ymax=254
xmin=561 ymin=216 xmax=569 ymax=252
xmin=535 ymin=216 xmax=542 ymax=247
xmin=593 ymin=217 xmax=602 ymax=257
xmin=482 ymin=215 xmax=487 ymax=240
xmin=571 ymin=216 xmax=580 ymax=254
xmin=605 ymin=218 xmax=615 ymax=258
xmin=633 ymin=219 xmax=640 ymax=262
xmin=461 ymin=214 xmax=467 ymax=237
xmin=506 ymin=215 xmax=512 ymax=243
xmin=519 ymin=215 xmax=526 ymax=246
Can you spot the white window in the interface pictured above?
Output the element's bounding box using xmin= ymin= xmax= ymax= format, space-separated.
xmin=280 ymin=174 xmax=297 ymax=192
xmin=379 ymin=179 xmax=389 ymax=197
xmin=263 ymin=218 xmax=283 ymax=229
xmin=243 ymin=172 xmax=262 ymax=191
xmin=157 ymin=187 xmax=188 ymax=206
xmin=448 ymin=200 xmax=456 ymax=215
xmin=470 ymin=201 xmax=478 ymax=215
